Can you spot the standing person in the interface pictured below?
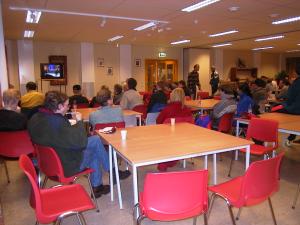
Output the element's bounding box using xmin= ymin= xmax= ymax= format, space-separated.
xmin=209 ymin=66 xmax=220 ymax=96
xmin=187 ymin=64 xmax=201 ymax=100
xmin=120 ymin=78 xmax=143 ymax=110
xmin=28 ymin=91 xmax=111 ymax=198
xmin=69 ymin=84 xmax=89 ymax=108
xmin=0 ymin=89 xmax=27 ymax=131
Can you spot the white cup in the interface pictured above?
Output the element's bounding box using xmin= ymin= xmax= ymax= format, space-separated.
xmin=75 ymin=112 xmax=82 ymax=121
xmin=69 ymin=119 xmax=77 ymax=126
xmin=121 ymin=130 xmax=127 ymax=140
xmin=171 ymin=118 xmax=175 ymax=126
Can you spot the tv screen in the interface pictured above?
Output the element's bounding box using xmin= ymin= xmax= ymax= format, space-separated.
xmin=40 ymin=63 xmax=64 ymax=80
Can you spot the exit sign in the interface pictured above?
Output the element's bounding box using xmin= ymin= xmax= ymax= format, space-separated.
xmin=158 ymin=52 xmax=167 ymax=58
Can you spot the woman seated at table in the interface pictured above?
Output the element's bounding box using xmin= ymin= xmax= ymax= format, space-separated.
xmin=211 ymin=85 xmax=237 ymax=130
xmin=89 ymin=88 xmax=124 ymax=130
xmin=236 ymin=82 xmax=253 ymax=117
xmin=156 ymin=88 xmax=192 ymax=124
xmin=147 ymin=81 xmax=167 ymax=113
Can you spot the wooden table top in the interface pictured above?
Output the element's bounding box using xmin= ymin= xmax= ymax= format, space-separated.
xmin=75 ymin=107 xmax=142 ymax=121
xmin=96 ymin=123 xmax=252 ymax=166
xmin=185 ymin=99 xmax=220 ymax=110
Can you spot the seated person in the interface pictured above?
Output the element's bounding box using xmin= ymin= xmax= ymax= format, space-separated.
xmin=275 ymin=79 xmax=289 ymax=101
xmin=147 ymin=81 xmax=167 ymax=113
xmin=178 ymin=80 xmax=191 ymax=97
xmin=0 ymin=89 xmax=27 ymax=131
xmin=211 ymin=85 xmax=237 ymax=130
xmin=89 ymin=85 xmax=109 ymax=108
xmin=236 ymin=82 xmax=253 ymax=117
xmin=69 ymin=84 xmax=89 ymax=108
xmin=20 ymin=81 xmax=44 ymax=119
xmin=120 ymin=78 xmax=143 ymax=110
xmin=113 ymin=84 xmax=123 ymax=105
xmin=89 ymin=88 xmax=124 ymax=130
xmin=251 ymin=78 xmax=268 ymax=114
xmin=28 ymin=91 xmax=129 ymax=198
xmin=156 ymin=88 xmax=192 ymax=124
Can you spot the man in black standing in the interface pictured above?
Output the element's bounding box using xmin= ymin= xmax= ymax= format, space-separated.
xmin=210 ymin=66 xmax=220 ymax=96
xmin=187 ymin=64 xmax=201 ymax=100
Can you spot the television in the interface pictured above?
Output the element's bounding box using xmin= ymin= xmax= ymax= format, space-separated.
xmin=40 ymin=63 xmax=64 ymax=80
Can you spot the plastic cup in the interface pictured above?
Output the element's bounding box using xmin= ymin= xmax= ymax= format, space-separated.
xmin=69 ymin=119 xmax=77 ymax=126
xmin=171 ymin=118 xmax=175 ymax=126
xmin=121 ymin=130 xmax=127 ymax=140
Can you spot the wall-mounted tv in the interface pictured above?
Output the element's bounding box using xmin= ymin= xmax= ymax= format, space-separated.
xmin=40 ymin=63 xmax=64 ymax=80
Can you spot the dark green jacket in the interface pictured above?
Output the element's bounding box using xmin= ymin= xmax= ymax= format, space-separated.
xmin=28 ymin=110 xmax=87 ymax=177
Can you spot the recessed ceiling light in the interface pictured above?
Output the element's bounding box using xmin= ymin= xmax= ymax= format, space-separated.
xmin=297 ymin=43 xmax=300 ymax=46
xmin=182 ymin=0 xmax=221 ymax=12
xmin=157 ymin=28 xmax=164 ymax=33
xmin=171 ymin=39 xmax=190 ymax=45
xmin=194 ymin=19 xmax=199 ymax=24
xmin=134 ymin=22 xmax=157 ymax=31
xmin=209 ymin=29 xmax=238 ymax=37
xmin=108 ymin=35 xmax=123 ymax=42
xmin=212 ymin=43 xmax=232 ymax=48
xmin=228 ymin=6 xmax=240 ymax=12
xmin=255 ymin=35 xmax=284 ymax=42
xmin=24 ymin=30 xmax=34 ymax=38
xmin=252 ymin=46 xmax=274 ymax=51
xmin=26 ymin=10 xmax=41 ymax=23
xmin=166 ymin=27 xmax=172 ymax=31
xmin=286 ymin=49 xmax=300 ymax=53
xmin=269 ymin=13 xmax=279 ymax=18
xmin=272 ymin=16 xmax=300 ymax=25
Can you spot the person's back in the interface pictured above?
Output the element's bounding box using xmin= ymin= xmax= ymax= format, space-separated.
xmin=120 ymin=78 xmax=143 ymax=109
xmin=69 ymin=84 xmax=89 ymax=106
xmin=20 ymin=82 xmax=44 ymax=108
xmin=284 ymin=72 xmax=300 ymax=114
xmin=147 ymin=81 xmax=167 ymax=113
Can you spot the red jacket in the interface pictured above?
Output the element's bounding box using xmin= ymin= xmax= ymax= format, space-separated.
xmin=156 ymin=101 xmax=192 ymax=124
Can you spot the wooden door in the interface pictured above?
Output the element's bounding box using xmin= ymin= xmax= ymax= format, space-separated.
xmin=145 ymin=59 xmax=178 ymax=91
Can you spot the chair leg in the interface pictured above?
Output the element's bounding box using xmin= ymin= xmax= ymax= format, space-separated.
xmin=208 ymin=193 xmax=217 ymax=218
xmin=292 ymin=184 xmax=300 ymax=209
xmin=137 ymin=215 xmax=145 ymax=225
xmin=268 ymin=198 xmax=277 ymax=225
xmin=203 ymin=213 xmax=208 ymax=225
xmin=227 ymin=204 xmax=237 ymax=225
xmin=236 ymin=208 xmax=242 ymax=220
xmin=87 ymin=174 xmax=100 ymax=212
xmin=77 ymin=213 xmax=87 ymax=225
xmin=34 ymin=220 xmax=39 ymax=225
xmin=193 ymin=216 xmax=197 ymax=225
xmin=3 ymin=160 xmax=10 ymax=183
xmin=228 ymin=152 xmax=235 ymax=177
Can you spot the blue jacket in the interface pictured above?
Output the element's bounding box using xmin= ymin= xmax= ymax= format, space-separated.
xmin=236 ymin=94 xmax=253 ymax=117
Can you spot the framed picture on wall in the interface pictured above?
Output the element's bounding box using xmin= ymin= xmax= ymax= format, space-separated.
xmin=49 ymin=55 xmax=67 ymax=86
xmin=97 ymin=58 xmax=104 ymax=67
xmin=135 ymin=58 xmax=141 ymax=67
xmin=107 ymin=67 xmax=113 ymax=75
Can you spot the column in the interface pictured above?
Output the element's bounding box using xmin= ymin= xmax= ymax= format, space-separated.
xmin=213 ymin=48 xmax=224 ymax=80
xmin=253 ymin=52 xmax=261 ymax=76
xmin=0 ymin=1 xmax=8 ymax=95
xmin=120 ymin=44 xmax=132 ymax=83
xmin=81 ymin=42 xmax=95 ymax=99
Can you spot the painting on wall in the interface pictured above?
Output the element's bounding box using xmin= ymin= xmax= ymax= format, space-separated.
xmin=107 ymin=67 xmax=113 ymax=75
xmin=49 ymin=55 xmax=67 ymax=85
xmin=97 ymin=58 xmax=104 ymax=67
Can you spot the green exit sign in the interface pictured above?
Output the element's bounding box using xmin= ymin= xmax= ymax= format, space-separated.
xmin=158 ymin=52 xmax=167 ymax=58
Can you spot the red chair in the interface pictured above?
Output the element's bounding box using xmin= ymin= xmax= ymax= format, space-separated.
xmin=228 ymin=117 xmax=278 ymax=177
xmin=197 ymin=91 xmax=210 ymax=99
xmin=209 ymin=153 xmax=284 ymax=225
xmin=163 ymin=116 xmax=194 ymax=124
xmin=185 ymin=96 xmax=191 ymax=101
xmin=134 ymin=170 xmax=208 ymax=225
xmin=19 ymin=154 xmax=94 ymax=225
xmin=34 ymin=144 xmax=99 ymax=212
xmin=218 ymin=113 xmax=234 ymax=133
xmin=132 ymin=104 xmax=147 ymax=121
xmin=94 ymin=121 xmax=125 ymax=130
xmin=0 ymin=130 xmax=35 ymax=183
xmin=91 ymin=103 xmax=101 ymax=108
xmin=76 ymin=103 xmax=90 ymax=109
xmin=213 ymin=95 xmax=221 ymax=100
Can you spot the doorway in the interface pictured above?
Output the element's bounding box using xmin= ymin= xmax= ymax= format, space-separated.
xmin=145 ymin=59 xmax=178 ymax=91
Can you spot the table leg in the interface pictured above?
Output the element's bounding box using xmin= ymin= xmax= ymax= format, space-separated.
xmin=235 ymin=121 xmax=240 ymax=160
xmin=213 ymin=154 xmax=217 ymax=184
xmin=138 ymin=115 xmax=142 ymax=126
xmin=204 ymin=155 xmax=208 ymax=169
xmin=109 ymin=145 xmax=114 ymax=202
xmin=245 ymin=145 xmax=250 ymax=170
xmin=113 ymin=150 xmax=123 ymax=209
xmin=132 ymin=165 xmax=138 ymax=205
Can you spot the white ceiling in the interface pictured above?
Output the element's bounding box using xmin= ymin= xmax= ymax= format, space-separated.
xmin=3 ymin=0 xmax=300 ymax=52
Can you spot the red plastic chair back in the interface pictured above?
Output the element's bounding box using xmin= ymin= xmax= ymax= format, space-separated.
xmin=76 ymin=103 xmax=89 ymax=109
xmin=197 ymin=91 xmax=210 ymax=99
xmin=0 ymin=130 xmax=35 ymax=157
xmin=246 ymin=118 xmax=278 ymax=145
xmin=141 ymin=170 xmax=208 ymax=221
xmin=213 ymin=95 xmax=221 ymax=100
xmin=92 ymin=103 xmax=100 ymax=108
xmin=132 ymin=104 xmax=147 ymax=120
xmin=185 ymin=96 xmax=191 ymax=101
xmin=218 ymin=113 xmax=234 ymax=133
xmin=163 ymin=116 xmax=194 ymax=124
xmin=237 ymin=152 xmax=284 ymax=207
xmin=35 ymin=145 xmax=64 ymax=180
xmin=94 ymin=121 xmax=125 ymax=130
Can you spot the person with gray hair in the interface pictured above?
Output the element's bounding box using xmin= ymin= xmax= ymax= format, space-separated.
xmin=0 ymin=89 xmax=27 ymax=131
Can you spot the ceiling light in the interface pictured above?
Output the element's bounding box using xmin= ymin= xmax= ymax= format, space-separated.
xmin=209 ymin=29 xmax=238 ymax=37
xmin=108 ymin=35 xmax=123 ymax=42
xmin=229 ymin=6 xmax=240 ymax=12
xmin=255 ymin=35 xmax=284 ymax=42
xmin=134 ymin=22 xmax=157 ymax=31
xmin=286 ymin=49 xmax=300 ymax=53
xmin=212 ymin=43 xmax=232 ymax=48
xmin=26 ymin=10 xmax=41 ymax=23
xmin=297 ymin=43 xmax=300 ymax=46
xmin=252 ymin=46 xmax=274 ymax=51
xmin=182 ymin=0 xmax=221 ymax=12
xmin=24 ymin=30 xmax=34 ymax=38
xmin=272 ymin=16 xmax=300 ymax=25
xmin=171 ymin=39 xmax=190 ymax=45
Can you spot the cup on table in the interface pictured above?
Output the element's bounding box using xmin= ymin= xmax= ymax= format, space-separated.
xmin=171 ymin=118 xmax=176 ymax=126
xmin=69 ymin=119 xmax=77 ymax=126
xmin=121 ymin=130 xmax=127 ymax=140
